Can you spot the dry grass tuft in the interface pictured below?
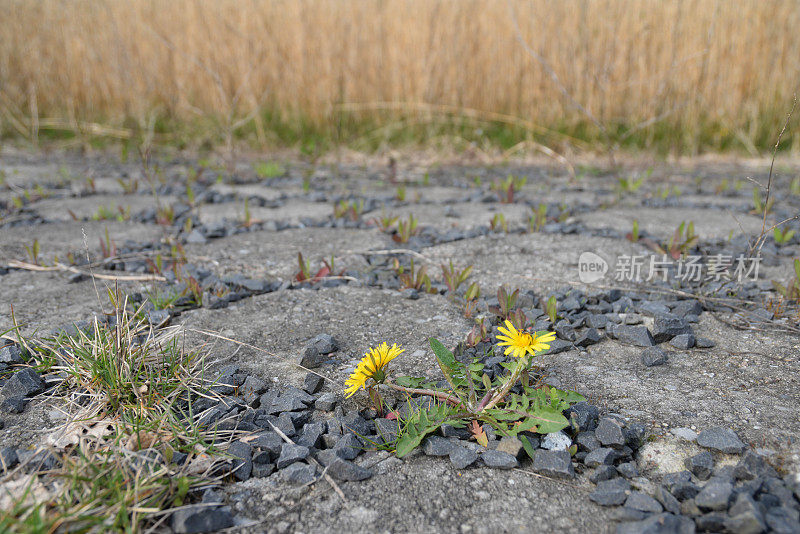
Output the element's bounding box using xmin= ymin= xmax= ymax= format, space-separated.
xmin=1 ymin=0 xmax=799 ymax=152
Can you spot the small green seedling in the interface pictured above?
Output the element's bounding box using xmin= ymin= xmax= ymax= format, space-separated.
xmin=751 ymin=187 xmax=774 ymax=216
xmin=254 ymin=161 xmax=285 ymax=179
xmin=489 ymin=286 xmax=519 ymax=320
xmin=24 ymin=239 xmax=41 ymax=265
xmin=441 ymin=260 xmax=473 ymax=293
xmin=489 ymin=213 xmax=507 ymax=233
xmin=529 ymin=203 xmax=547 ymax=232
xmin=545 ymin=295 xmax=558 ymax=323
xmin=394 ymin=214 xmax=419 ymax=243
xmin=774 ymin=226 xmax=796 ymax=245
xmin=626 ymin=219 xmax=640 ymax=242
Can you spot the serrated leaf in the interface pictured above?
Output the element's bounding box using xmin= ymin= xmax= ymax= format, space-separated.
xmin=519 ymin=435 xmax=537 ymax=460
xmin=429 ymin=337 xmax=467 ymax=403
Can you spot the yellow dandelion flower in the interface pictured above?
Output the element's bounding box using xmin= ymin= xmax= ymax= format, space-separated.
xmin=344 ymin=342 xmax=404 ymax=398
xmin=496 ymin=320 xmax=556 ymax=359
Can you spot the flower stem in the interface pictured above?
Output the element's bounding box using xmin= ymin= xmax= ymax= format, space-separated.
xmin=382 ymin=380 xmax=463 ymax=407
xmin=482 ymin=357 xmax=526 ymax=411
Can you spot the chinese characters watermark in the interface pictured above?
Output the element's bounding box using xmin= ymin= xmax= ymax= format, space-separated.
xmin=579 ymin=252 xmax=761 ymax=284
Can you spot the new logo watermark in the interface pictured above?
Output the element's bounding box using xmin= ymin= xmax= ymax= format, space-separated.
xmin=578 ymin=252 xmax=609 ymax=283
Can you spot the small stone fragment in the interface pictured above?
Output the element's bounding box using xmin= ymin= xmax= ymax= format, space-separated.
xmin=227 ymin=440 xmax=253 ymax=481
xmin=616 ymin=513 xmax=695 ymax=534
xmin=653 ymin=485 xmax=681 ymax=515
xmin=641 ymin=346 xmax=668 ymax=367
xmin=276 ymin=443 xmax=310 ymax=469
xmin=541 ymin=431 xmax=573 ymax=451
xmin=684 ymin=451 xmax=714 ymax=481
xmin=589 ymin=465 xmax=618 ymax=483
xmin=449 ymin=446 xmax=479 ymax=469
xmin=624 ymin=491 xmax=663 ymax=513
xmin=496 ymin=436 xmax=524 ymax=458
xmin=481 ymin=449 xmax=518 ymax=469
xmin=532 ymin=449 xmax=575 ymax=479
xmin=326 ymin=458 xmax=372 ymax=481
xmin=617 ymin=462 xmax=639 ymax=479
xmin=422 ymin=435 xmax=455 ymax=457
xmin=171 ymin=506 xmax=234 ymax=533
xmin=281 ymin=462 xmax=317 ymax=485
xmin=595 ymin=417 xmax=627 ymax=448
xmin=315 ymin=392 xmax=337 ymax=411
xmin=2 ymin=368 xmax=46 ymax=398
xmin=589 ymin=477 xmax=631 ymax=506
xmin=613 ymin=324 xmax=655 ymax=347
xmin=303 ymin=372 xmax=324 ymax=394
xmin=696 ymin=427 xmax=746 ymax=454
xmin=733 ymin=450 xmax=778 ymax=480
xmin=694 ymin=480 xmax=733 ymax=511
xmin=584 ymin=448 xmax=618 ymax=467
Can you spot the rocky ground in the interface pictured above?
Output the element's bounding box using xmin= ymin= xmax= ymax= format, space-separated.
xmin=1 ymin=147 xmax=800 ymax=533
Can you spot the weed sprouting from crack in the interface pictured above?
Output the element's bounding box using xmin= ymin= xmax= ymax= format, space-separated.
xmin=0 ymin=294 xmax=235 ymax=532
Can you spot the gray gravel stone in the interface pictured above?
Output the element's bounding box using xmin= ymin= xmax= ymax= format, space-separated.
xmin=171 ymin=506 xmax=234 ymax=533
xmin=0 ymin=345 xmax=23 ymax=364
xmin=625 ymin=491 xmax=663 ymax=513
xmin=575 ymin=328 xmax=602 ymax=347
xmin=616 ymin=513 xmax=695 ymax=534
xmin=299 ymin=346 xmax=325 ymax=368
xmin=595 ymin=417 xmax=627 ymax=448
xmin=684 ymin=451 xmax=714 ymax=481
xmin=733 ymin=450 xmax=778 ymax=480
xmin=1 ymin=396 xmax=27 ymax=414
xmin=613 ymin=324 xmax=655 ymax=346
xmin=276 ymin=443 xmax=310 ymax=469
xmin=695 ymin=337 xmax=716 ymax=348
xmin=296 ymin=422 xmax=325 ymax=449
xmin=766 ymin=507 xmax=800 ymax=533
xmin=481 ymin=449 xmax=518 ymax=469
xmin=422 ymin=435 xmax=456 ymax=456
xmin=546 ymin=339 xmax=573 ymax=354
xmin=694 ymin=480 xmax=733 ymax=510
xmin=590 ymin=477 xmax=631 ymax=506
xmin=333 ymin=433 xmax=363 ymax=460
xmin=541 ymin=431 xmax=572 ymax=451
xmin=654 ymin=485 xmax=681 ymax=515
xmin=662 ymin=471 xmax=692 ymax=493
xmin=668 ymin=333 xmax=695 ymax=349
xmin=576 ymin=431 xmax=602 ymax=452
xmin=589 ymin=465 xmax=618 ymax=483
xmin=671 ymin=481 xmax=701 ymax=501
xmin=532 ymin=449 xmax=575 ymax=479
xmin=585 ymin=314 xmax=609 ymax=329
xmin=326 ymin=458 xmax=373 ymax=481
xmin=373 ymin=418 xmax=400 ymax=445
xmin=641 ymin=346 xmax=668 ymax=367
xmin=670 ymin=300 xmax=703 ymax=317
xmin=2 ymin=368 xmax=46 ymax=398
xmin=584 ymin=447 xmax=619 ymax=467
xmin=653 ymin=313 xmax=692 ymax=343
xmin=315 ymin=392 xmax=337 ymax=411
xmin=696 ymin=427 xmax=746 ymax=453
xmin=227 ymin=440 xmax=253 ymax=481
xmin=449 ymin=446 xmax=479 ymax=469
xmin=310 ymin=334 xmax=339 ymax=354
xmin=724 ymin=499 xmax=766 ymax=533
xmin=281 ymin=462 xmax=317 ymax=485
xmin=617 ymin=462 xmax=639 ymax=479
xmin=302 ymin=372 xmax=324 ymax=394
xmin=496 ymin=436 xmax=524 ymax=458
xmin=567 ymin=402 xmax=600 ymax=431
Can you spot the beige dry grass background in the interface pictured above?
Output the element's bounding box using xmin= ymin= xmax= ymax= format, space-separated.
xmin=1 ymin=0 xmax=799 ymax=152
